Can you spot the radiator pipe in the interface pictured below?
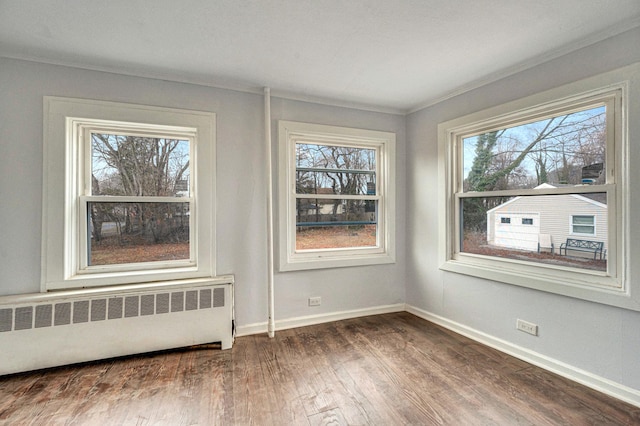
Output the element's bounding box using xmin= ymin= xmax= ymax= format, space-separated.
xmin=265 ymin=87 xmax=276 ymax=338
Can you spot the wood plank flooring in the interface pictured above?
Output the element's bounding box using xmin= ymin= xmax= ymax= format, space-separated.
xmin=1 ymin=312 xmax=639 ymax=425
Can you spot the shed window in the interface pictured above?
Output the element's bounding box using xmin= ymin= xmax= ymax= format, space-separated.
xmin=572 ymin=215 xmax=595 ymax=235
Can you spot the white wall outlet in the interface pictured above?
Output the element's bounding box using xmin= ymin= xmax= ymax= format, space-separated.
xmin=516 ymin=319 xmax=538 ymax=336
xmin=308 ymin=296 xmax=321 ymax=306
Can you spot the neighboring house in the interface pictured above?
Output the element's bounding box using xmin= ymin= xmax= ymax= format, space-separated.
xmin=486 ymin=183 xmax=607 ymax=255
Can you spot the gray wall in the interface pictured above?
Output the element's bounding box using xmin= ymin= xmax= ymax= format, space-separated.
xmin=0 ymin=57 xmax=406 ymax=329
xmin=406 ymin=27 xmax=640 ymax=390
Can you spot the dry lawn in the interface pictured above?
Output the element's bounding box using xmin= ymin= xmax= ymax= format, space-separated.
xmin=91 ymin=226 xmax=377 ymax=265
xmin=463 ymin=231 xmax=606 ymax=272
xmin=296 ymin=225 xmax=377 ymax=250
xmin=90 ymin=238 xmax=189 ymax=265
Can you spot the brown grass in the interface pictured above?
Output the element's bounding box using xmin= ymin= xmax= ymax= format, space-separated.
xmin=91 ymin=226 xmax=377 ymax=265
xmin=296 ymin=225 xmax=376 ymax=250
xmin=90 ymin=237 xmax=189 ymax=265
xmin=463 ymin=231 xmax=606 ymax=272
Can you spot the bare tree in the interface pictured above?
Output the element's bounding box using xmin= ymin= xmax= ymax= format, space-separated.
xmin=462 ymin=107 xmax=606 ymax=232
xmin=90 ymin=134 xmax=190 ymax=243
xmin=296 ymin=143 xmax=375 ymax=224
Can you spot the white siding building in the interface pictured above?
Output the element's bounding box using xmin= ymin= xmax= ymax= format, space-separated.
xmin=487 ymin=184 xmax=607 ymax=255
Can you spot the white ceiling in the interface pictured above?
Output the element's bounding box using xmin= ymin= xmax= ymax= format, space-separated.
xmin=1 ymin=0 xmax=639 ymax=113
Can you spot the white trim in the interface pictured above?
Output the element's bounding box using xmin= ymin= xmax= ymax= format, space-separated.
xmin=406 ymin=305 xmax=640 ymax=409
xmin=264 ymin=87 xmax=276 ymax=338
xmin=235 ymin=303 xmax=405 ymax=337
xmin=278 ymin=120 xmax=396 ymax=271
xmin=438 ymin=64 xmax=638 ymax=310
xmin=42 ymin=97 xmax=216 ymax=290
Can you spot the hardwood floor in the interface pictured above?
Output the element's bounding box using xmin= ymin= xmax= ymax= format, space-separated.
xmin=1 ymin=312 xmax=639 ymax=425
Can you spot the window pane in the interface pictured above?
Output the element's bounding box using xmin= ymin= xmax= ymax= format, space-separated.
xmin=296 ymin=143 xmax=376 ymax=170
xmin=573 ymin=225 xmax=595 ymax=234
xmin=296 ymin=198 xmax=376 ymax=225
xmin=573 ymin=215 xmax=594 ymax=225
xmin=461 ymin=194 xmax=606 ymax=272
xmin=462 ymin=105 xmax=606 ymax=192
xmin=296 ymin=198 xmax=377 ymax=250
xmin=88 ymin=202 xmax=190 ymax=266
xmin=296 ymin=170 xmax=375 ymax=195
xmin=296 ymin=143 xmax=376 ymax=196
xmin=91 ymin=133 xmax=190 ymax=197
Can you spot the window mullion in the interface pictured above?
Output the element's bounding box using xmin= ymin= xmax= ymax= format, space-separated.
xmin=458 ymin=184 xmax=614 ymax=199
xmin=81 ymin=195 xmax=193 ymax=203
xmin=295 ymin=194 xmax=379 ymax=201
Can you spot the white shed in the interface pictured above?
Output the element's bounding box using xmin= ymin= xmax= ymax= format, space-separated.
xmin=486 ymin=184 xmax=607 ymax=255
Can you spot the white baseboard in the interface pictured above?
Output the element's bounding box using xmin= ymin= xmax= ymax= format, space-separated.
xmin=235 ymin=303 xmax=405 ymax=337
xmin=405 ymin=304 xmax=640 ymax=409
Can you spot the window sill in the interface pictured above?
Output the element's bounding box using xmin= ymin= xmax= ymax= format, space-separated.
xmin=279 ymin=251 xmax=395 ymax=272
xmin=440 ymin=255 xmax=640 ymax=311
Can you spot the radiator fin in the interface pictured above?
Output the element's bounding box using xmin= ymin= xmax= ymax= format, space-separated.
xmin=200 ymin=289 xmax=212 ymax=309
xmin=156 ymin=293 xmax=170 ymax=314
xmin=91 ymin=299 xmax=107 ymax=321
xmin=55 ymin=303 xmax=71 ymax=326
xmin=73 ymin=300 xmax=89 ymax=323
xmin=213 ymin=288 xmax=225 ymax=308
xmin=185 ymin=290 xmax=198 ymax=311
xmin=15 ymin=307 xmax=33 ymax=330
xmin=108 ymin=297 xmax=123 ymax=320
xmin=171 ymin=292 xmax=184 ymax=313
xmin=141 ymin=294 xmax=154 ymax=316
xmin=35 ymin=305 xmax=52 ymax=328
xmin=0 ymin=308 xmax=12 ymax=332
xmin=125 ymin=296 xmax=139 ymax=318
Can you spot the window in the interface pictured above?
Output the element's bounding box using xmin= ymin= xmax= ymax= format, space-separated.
xmin=278 ymin=121 xmax=395 ymax=271
xmin=42 ymin=97 xmax=216 ymax=290
xmin=438 ymin=64 xmax=638 ymax=310
xmin=571 ymin=215 xmax=595 ymax=235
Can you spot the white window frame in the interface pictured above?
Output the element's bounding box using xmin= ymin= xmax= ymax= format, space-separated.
xmin=42 ymin=97 xmax=216 ymax=290
xmin=278 ymin=121 xmax=396 ymax=271
xmin=438 ymin=64 xmax=638 ymax=311
xmin=570 ymin=215 xmax=596 ymax=236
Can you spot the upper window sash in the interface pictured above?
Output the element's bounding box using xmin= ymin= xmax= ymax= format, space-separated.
xmin=453 ymin=94 xmax=617 ymax=197
xmin=79 ymin=124 xmax=196 ymax=197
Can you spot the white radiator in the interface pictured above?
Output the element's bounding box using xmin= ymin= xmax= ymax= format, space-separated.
xmin=0 ymin=276 xmax=234 ymax=375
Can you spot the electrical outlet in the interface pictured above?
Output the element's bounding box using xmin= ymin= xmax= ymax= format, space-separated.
xmin=308 ymin=296 xmax=321 ymax=307
xmin=516 ymin=319 xmax=538 ymax=336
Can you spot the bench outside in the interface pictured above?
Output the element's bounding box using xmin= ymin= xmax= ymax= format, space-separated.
xmin=559 ymin=238 xmax=604 ymax=260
